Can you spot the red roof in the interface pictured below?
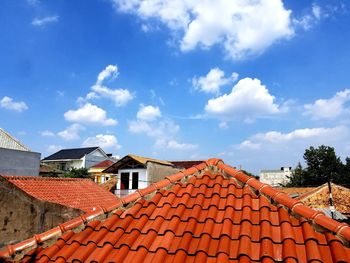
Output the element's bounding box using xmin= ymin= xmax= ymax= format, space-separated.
xmin=1 ymin=159 xmax=350 ymax=262
xmin=2 ymin=176 xmax=119 ymax=212
xmin=170 ymin=160 xmax=204 ymax=169
xmin=90 ymin=160 xmax=115 ymax=169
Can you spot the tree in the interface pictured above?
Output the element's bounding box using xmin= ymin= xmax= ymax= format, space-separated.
xmin=284 ymin=162 xmax=304 ymax=187
xmin=303 ymin=145 xmax=343 ymax=186
xmin=63 ymin=168 xmax=90 ymax=179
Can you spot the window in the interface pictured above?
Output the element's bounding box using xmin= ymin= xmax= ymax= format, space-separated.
xmin=132 ymin=172 xmax=139 ymax=189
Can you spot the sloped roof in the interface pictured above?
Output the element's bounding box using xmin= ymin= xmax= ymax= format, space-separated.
xmin=170 ymin=160 xmax=204 ymax=169
xmin=0 ymin=128 xmax=30 ymax=151
xmin=1 ymin=159 xmax=350 ymax=262
xmin=104 ymin=154 xmax=173 ymax=173
xmin=100 ymin=177 xmax=118 ymax=192
xmin=297 ymin=183 xmax=350 ymax=215
xmin=90 ymin=160 xmax=115 ymax=169
xmin=42 ymin=147 xmax=99 ymax=161
xmin=2 ymin=176 xmax=119 ymax=213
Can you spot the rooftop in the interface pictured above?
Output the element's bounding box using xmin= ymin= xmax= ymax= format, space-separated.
xmin=0 ymin=128 xmax=30 ymax=152
xmin=2 ymin=176 xmax=119 ymax=212
xmin=90 ymin=160 xmax=115 ymax=169
xmin=1 ymin=158 xmax=350 ymax=262
xmin=42 ymin=147 xmax=99 ymax=161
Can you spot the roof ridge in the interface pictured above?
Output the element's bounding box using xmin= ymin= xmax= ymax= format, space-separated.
xmin=1 ymin=158 xmax=349 ymax=260
xmin=0 ymin=128 xmax=30 ymax=151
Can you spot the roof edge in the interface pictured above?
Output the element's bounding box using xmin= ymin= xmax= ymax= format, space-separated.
xmin=1 ymin=157 xmax=350 ymax=260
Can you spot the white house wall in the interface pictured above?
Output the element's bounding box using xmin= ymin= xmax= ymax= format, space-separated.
xmin=116 ymin=168 xmax=148 ymax=189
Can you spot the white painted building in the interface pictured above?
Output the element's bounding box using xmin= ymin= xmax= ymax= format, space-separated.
xmin=103 ymin=154 xmax=181 ymax=197
xmin=260 ymin=167 xmax=292 ymax=187
xmin=42 ymin=147 xmax=111 ymax=172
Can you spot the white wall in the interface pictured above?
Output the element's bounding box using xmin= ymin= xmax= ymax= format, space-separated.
xmin=116 ymin=168 xmax=147 ymax=189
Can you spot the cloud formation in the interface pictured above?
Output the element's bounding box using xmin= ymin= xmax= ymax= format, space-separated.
xmin=82 ymin=134 xmax=121 ymax=150
xmin=137 ymin=105 xmax=162 ymax=121
xmin=304 ymin=89 xmax=350 ymax=120
xmin=64 ymin=103 xmax=117 ymax=126
xmin=0 ymin=96 xmax=28 ymax=112
xmin=58 ymin=123 xmax=84 ymax=141
xmin=192 ymin=68 xmax=238 ymax=94
xmin=32 ymin=15 xmax=59 ymax=27
xmin=205 ymin=77 xmax=280 ymax=121
xmin=113 ymin=0 xmax=293 ymax=59
xmin=79 ymin=64 xmax=133 ymax=107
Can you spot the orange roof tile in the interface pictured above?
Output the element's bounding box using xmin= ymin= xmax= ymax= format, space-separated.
xmin=2 ymin=176 xmax=120 ymax=213
xmin=1 ymin=158 xmax=350 ymax=262
xmin=90 ymin=160 xmax=115 ymax=169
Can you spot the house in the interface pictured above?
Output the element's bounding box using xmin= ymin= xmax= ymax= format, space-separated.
xmin=0 ymin=175 xmax=119 ymax=247
xmin=297 ymin=183 xmax=350 ymax=220
xmin=39 ymin=163 xmax=64 ymax=177
xmin=103 ymin=154 xmax=181 ymax=197
xmin=0 ymin=128 xmax=41 ymax=176
xmin=41 ymin=146 xmax=111 ymax=172
xmin=1 ymin=158 xmax=350 ymax=262
xmin=260 ymin=166 xmax=292 ymax=187
xmin=89 ymin=159 xmax=116 ymax=184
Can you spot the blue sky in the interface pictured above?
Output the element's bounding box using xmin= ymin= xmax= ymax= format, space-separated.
xmin=1 ymin=0 xmax=350 ymax=173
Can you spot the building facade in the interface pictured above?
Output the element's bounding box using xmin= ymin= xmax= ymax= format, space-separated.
xmin=260 ymin=166 xmax=292 ymax=187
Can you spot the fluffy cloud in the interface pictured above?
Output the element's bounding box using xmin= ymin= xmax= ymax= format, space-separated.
xmin=0 ymin=96 xmax=28 ymax=112
xmin=192 ymin=68 xmax=238 ymax=94
xmin=32 ymin=15 xmax=59 ymax=27
xmin=79 ymin=64 xmax=133 ymax=107
xmin=82 ymin=134 xmax=121 ymax=150
xmin=205 ymin=78 xmax=280 ymax=121
xmin=293 ymin=4 xmax=323 ymax=30
xmin=239 ymin=126 xmax=348 ymax=150
xmin=113 ymin=0 xmax=293 ymax=59
xmin=167 ymin=140 xmax=197 ymax=150
xmin=137 ymin=105 xmax=162 ymax=121
xmin=64 ymin=103 xmax=117 ymax=126
xmin=304 ymin=89 xmax=350 ymax=120
xmin=58 ymin=123 xmax=84 ymax=141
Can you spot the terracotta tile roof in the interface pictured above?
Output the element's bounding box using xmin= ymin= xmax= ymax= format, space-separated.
xmin=297 ymin=183 xmax=350 ymax=216
xmin=100 ymin=177 xmax=118 ymax=193
xmin=1 ymin=158 xmax=350 ymax=262
xmin=280 ymin=187 xmax=317 ymax=197
xmin=90 ymin=160 xmax=115 ymax=169
xmin=2 ymin=176 xmax=120 ymax=213
xmin=0 ymin=128 xmax=30 ymax=151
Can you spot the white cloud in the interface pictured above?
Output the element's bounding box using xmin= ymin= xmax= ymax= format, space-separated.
xmin=64 ymin=103 xmax=117 ymax=126
xmin=205 ymin=77 xmax=280 ymax=121
xmin=79 ymin=64 xmax=133 ymax=107
xmin=304 ymin=89 xmax=350 ymax=120
xmin=192 ymin=68 xmax=238 ymax=94
xmin=32 ymin=15 xmax=59 ymax=27
xmin=137 ymin=105 xmax=162 ymax=121
xmin=293 ymin=4 xmax=323 ymax=30
xmin=82 ymin=134 xmax=121 ymax=150
xmin=167 ymin=140 xmax=198 ymax=150
xmin=113 ymin=0 xmax=293 ymax=59
xmin=0 ymin=96 xmax=28 ymax=112
xmin=58 ymin=123 xmax=84 ymax=141
xmin=41 ymin=130 xmax=55 ymax=137
xmin=47 ymin=145 xmax=63 ymax=153
xmin=219 ymin=121 xmax=229 ymax=130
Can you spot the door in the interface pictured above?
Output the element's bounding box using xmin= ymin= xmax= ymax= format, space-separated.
xmin=132 ymin=172 xmax=139 ymax=189
xmin=120 ymin=172 xmax=129 ymax=189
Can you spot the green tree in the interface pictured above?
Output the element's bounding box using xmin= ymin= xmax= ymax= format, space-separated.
xmin=285 ymin=162 xmax=304 ymax=187
xmin=303 ymin=145 xmax=344 ymax=186
xmin=63 ymin=168 xmax=90 ymax=179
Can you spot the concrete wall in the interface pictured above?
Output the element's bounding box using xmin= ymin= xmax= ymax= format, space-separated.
xmin=0 ymin=178 xmax=83 ymax=247
xmin=0 ymin=148 xmax=40 ymax=176
xmin=147 ymin=163 xmax=181 ymax=183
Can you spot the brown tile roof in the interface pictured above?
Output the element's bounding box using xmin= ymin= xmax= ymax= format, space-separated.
xmin=2 ymin=176 xmax=119 ymax=213
xmin=280 ymin=187 xmax=317 ymax=197
xmin=170 ymin=160 xmax=204 ymax=169
xmin=100 ymin=177 xmax=118 ymax=193
xmin=90 ymin=160 xmax=115 ymax=169
xmin=1 ymin=158 xmax=350 ymax=262
xmin=297 ymin=183 xmax=350 ymax=215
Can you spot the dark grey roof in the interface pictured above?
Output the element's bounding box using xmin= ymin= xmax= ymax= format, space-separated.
xmin=42 ymin=147 xmax=99 ymax=161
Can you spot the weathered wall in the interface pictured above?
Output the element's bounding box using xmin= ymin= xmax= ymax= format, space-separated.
xmin=0 ymin=178 xmax=83 ymax=247
xmin=0 ymin=148 xmax=40 ymax=176
xmin=147 ymin=163 xmax=181 ymax=183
